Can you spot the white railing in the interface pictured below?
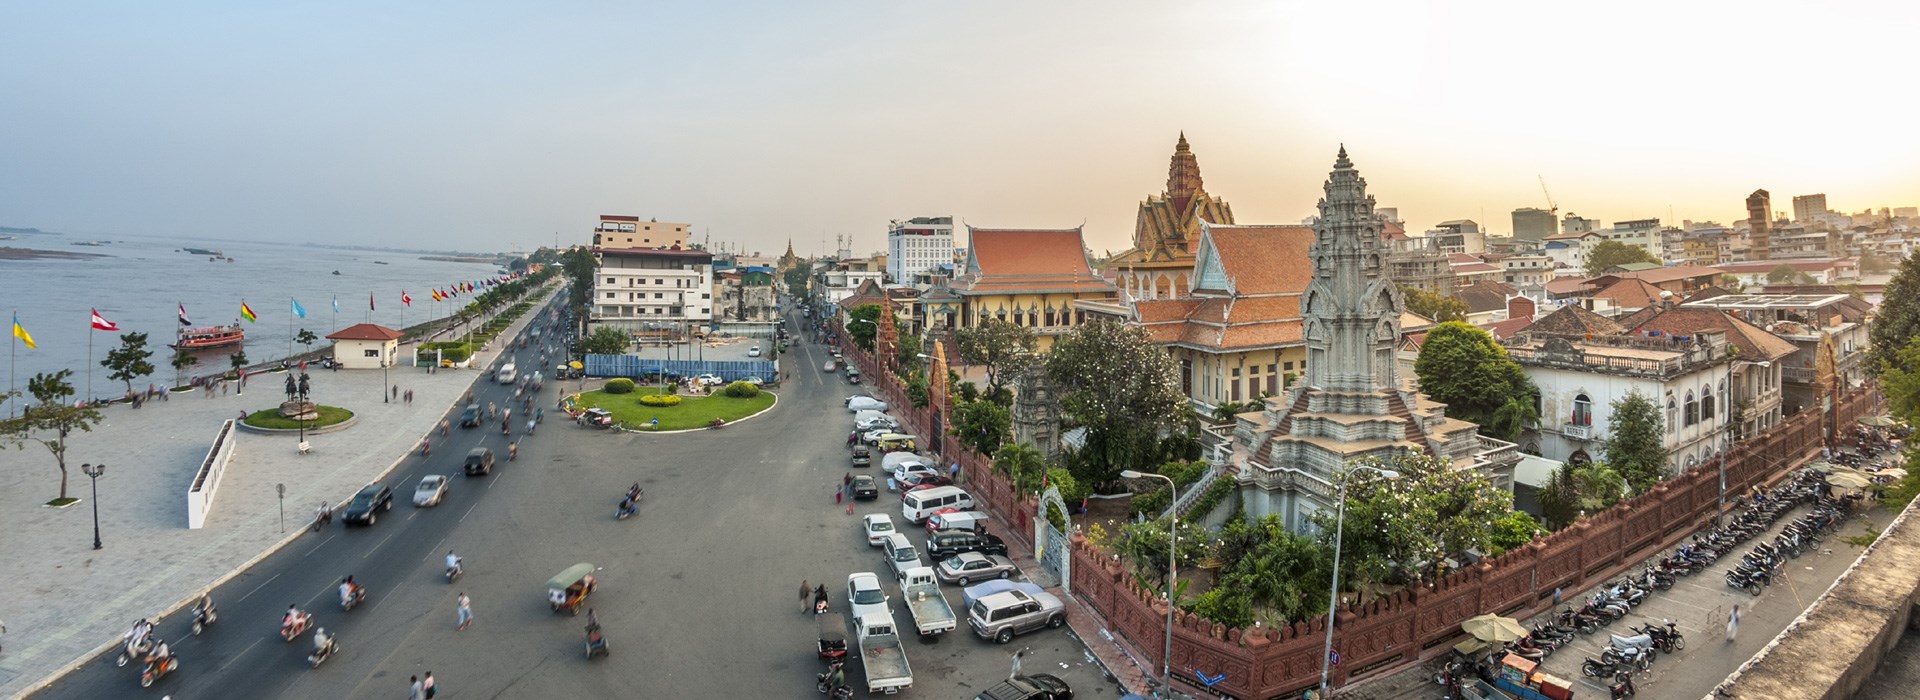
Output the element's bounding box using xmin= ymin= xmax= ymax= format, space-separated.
xmin=1562 ymin=423 xmax=1592 ymax=440
xmin=187 ymin=419 xmax=237 ymax=529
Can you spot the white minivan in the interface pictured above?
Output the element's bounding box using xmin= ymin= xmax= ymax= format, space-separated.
xmin=496 ymin=363 xmax=517 ymax=384
xmin=901 ymin=485 xmax=975 ymax=523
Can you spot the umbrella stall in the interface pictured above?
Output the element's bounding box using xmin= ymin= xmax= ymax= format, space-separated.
xmin=1493 ymin=653 xmax=1574 ymax=700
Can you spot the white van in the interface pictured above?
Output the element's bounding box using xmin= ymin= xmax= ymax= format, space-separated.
xmin=901 ymin=486 xmax=975 ymax=523
xmin=882 ymin=533 xmax=924 ymax=580
xmin=927 ymin=510 xmax=990 ymax=534
xmin=496 ymin=363 xmax=517 ymax=384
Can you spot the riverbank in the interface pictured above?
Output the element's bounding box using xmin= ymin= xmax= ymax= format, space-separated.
xmin=0 ymin=246 xmax=107 ymax=260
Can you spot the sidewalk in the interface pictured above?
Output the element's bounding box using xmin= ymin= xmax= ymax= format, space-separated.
xmin=0 ymin=290 xmax=554 ymax=699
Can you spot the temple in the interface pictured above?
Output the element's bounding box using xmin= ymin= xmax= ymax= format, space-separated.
xmin=1109 ymin=133 xmax=1236 ymax=301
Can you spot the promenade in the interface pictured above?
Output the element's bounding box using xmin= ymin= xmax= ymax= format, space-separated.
xmin=0 ymin=291 xmax=553 ymax=699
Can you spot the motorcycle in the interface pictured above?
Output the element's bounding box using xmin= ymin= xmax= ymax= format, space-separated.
xmin=341 ymin=585 xmax=367 ymax=612
xmin=312 ymin=504 xmax=332 ymax=532
xmin=1600 ymin=642 xmax=1655 ymax=670
xmin=1609 ymin=670 xmax=1637 ymax=699
xmin=139 ymin=655 xmax=179 ymax=688
xmin=447 ymin=563 xmax=464 ymax=584
xmin=1582 ymin=656 xmax=1623 ymax=678
xmin=1633 ymin=621 xmax=1684 ymax=653
xmin=191 ymin=603 xmax=217 ymax=636
xmin=616 ymin=498 xmax=637 ymax=521
xmin=114 ymin=630 xmax=154 ymax=667
xmin=282 ymin=615 xmax=312 ymax=642
xmin=308 ymin=637 xmax=340 ymax=668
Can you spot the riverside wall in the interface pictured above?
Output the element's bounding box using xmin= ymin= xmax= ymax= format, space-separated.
xmin=840 ymin=338 xmax=1873 ymax=699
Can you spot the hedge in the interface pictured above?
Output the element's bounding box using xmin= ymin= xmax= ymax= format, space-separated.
xmin=604 ymin=378 xmax=636 ymax=394
xmin=721 ymin=381 xmax=760 ymax=398
xmin=639 ymin=394 xmax=682 ymax=407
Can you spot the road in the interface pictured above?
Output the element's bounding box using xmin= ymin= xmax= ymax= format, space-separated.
xmin=34 ymin=302 xmax=1118 ymax=698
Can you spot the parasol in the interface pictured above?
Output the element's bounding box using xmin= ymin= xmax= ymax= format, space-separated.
xmin=1461 ymin=613 xmax=1530 ymax=643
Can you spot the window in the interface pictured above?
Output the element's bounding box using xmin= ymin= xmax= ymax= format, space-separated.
xmin=655 ymin=279 xmax=664 ymax=285
xmin=1666 ymin=397 xmax=1677 ymax=433
xmin=1684 ymin=390 xmax=1698 ymax=426
xmin=1283 ymin=361 xmax=1294 ymax=372
xmin=1702 ymin=384 xmax=1715 ymax=421
xmin=363 ymin=349 xmax=379 ymax=358
xmin=1572 ymin=393 xmax=1592 ymax=426
xmin=605 ymin=277 xmax=615 ymax=284
xmin=654 ymin=293 xmax=664 ymax=299
xmin=605 ymin=292 xmax=615 ymax=299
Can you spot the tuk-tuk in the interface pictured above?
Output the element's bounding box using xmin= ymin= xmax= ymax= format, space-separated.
xmin=876 ymin=433 xmax=917 ymax=453
xmin=816 ymin=612 xmax=848 ymax=662
xmin=579 ymin=408 xmax=614 ymax=429
xmin=546 ymin=563 xmax=598 ymax=616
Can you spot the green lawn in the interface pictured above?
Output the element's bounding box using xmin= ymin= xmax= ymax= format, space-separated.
xmin=576 ymin=389 xmax=775 ymax=430
xmin=243 ymin=405 xmax=355 ymax=430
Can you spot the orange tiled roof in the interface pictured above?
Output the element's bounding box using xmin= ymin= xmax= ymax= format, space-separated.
xmin=954 ymin=228 xmax=1116 ymax=295
xmin=1528 ymin=304 xmax=1626 ymax=337
xmin=1201 ymin=224 xmax=1314 ymax=296
xmin=1627 ymin=308 xmax=1798 ymax=361
xmin=1592 ymin=278 xmax=1666 ymax=309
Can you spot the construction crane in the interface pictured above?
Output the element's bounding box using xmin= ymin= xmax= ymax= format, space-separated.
xmin=1538 ymin=176 xmax=1558 ymax=215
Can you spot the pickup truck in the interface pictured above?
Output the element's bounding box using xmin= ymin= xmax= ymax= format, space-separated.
xmin=899 ymin=566 xmax=956 ymax=637
xmin=855 ymin=612 xmax=913 ymax=694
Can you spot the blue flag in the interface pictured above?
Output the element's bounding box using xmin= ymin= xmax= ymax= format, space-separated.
xmin=291 ymin=297 xmax=307 ymax=318
xmin=331 ymin=295 xmax=340 ymax=314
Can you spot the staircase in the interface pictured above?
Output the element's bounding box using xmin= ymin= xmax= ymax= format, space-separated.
xmin=1388 ymin=392 xmax=1429 ymax=448
xmin=1273 ymin=391 xmax=1312 ymax=435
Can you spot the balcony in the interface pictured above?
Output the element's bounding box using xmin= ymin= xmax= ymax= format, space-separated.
xmin=1782 ymin=366 xmax=1816 ymax=384
xmin=1562 ymin=423 xmax=1593 ymax=440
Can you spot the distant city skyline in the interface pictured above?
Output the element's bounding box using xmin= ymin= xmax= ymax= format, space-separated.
xmin=3 ymin=1 xmax=1915 ymax=258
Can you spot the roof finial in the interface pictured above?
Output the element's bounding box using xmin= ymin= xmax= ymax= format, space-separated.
xmin=1176 ymin=131 xmax=1189 ymax=151
xmin=1334 ymin=144 xmax=1352 ymax=169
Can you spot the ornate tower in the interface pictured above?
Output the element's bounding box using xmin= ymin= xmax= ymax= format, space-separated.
xmin=1166 ymin=132 xmax=1203 ymax=215
xmin=1301 ymin=147 xmax=1402 ymax=393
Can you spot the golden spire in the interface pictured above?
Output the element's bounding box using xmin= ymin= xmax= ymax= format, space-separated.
xmin=1167 ymin=132 xmax=1203 ymax=212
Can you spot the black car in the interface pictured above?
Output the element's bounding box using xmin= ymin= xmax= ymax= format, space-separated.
xmin=459 ymin=405 xmax=481 ymax=428
xmin=850 ymin=474 xmax=879 ymax=501
xmin=342 ymin=483 xmax=395 ymax=525
xmin=973 ymin=673 xmax=1072 ymax=700
xmin=926 ymin=530 xmax=1008 ymax=559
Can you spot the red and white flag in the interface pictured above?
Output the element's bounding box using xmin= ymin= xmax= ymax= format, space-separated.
xmin=90 ymin=309 xmax=119 ymax=332
xmin=178 ymin=303 xmax=192 ymax=326
xmin=401 ymin=291 xmax=412 ymax=307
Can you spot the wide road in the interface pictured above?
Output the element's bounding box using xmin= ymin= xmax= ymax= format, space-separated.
xmin=35 ymin=302 xmax=1120 ymax=698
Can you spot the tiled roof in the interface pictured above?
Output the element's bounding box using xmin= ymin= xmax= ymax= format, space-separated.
xmin=1594 ymin=264 xmax=1724 ymax=285
xmin=1480 ymin=316 xmax=1534 ymax=340
xmin=1457 ymin=280 xmax=1517 ymax=313
xmin=954 ymin=228 xmax=1116 ymax=295
xmin=1715 ymin=258 xmax=1852 ymax=273
xmin=837 ymin=279 xmax=887 ymax=310
xmin=1684 ymin=286 xmax=1736 ymax=303
xmin=1545 ymin=277 xmax=1596 ymax=296
xmin=327 ymin=323 xmax=404 ymax=341
xmin=1201 ymin=224 xmax=1314 ymax=296
xmin=1592 ymin=278 xmax=1666 ymax=309
xmin=1401 ymin=311 xmax=1438 ymax=332
xmin=1528 ymin=304 xmax=1626 ymax=337
xmin=1627 ymin=308 xmax=1798 ymax=361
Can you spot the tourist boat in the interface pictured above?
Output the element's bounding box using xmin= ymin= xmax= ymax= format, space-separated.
xmin=173 ymin=325 xmax=246 ymax=350
xmin=183 ymin=247 xmax=222 ymax=256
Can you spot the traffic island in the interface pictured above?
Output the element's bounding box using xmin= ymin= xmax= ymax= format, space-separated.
xmin=574 ymin=388 xmax=775 ymax=431
xmin=238 ymin=404 xmax=356 ymax=432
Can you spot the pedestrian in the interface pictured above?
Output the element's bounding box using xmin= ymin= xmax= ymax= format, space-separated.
xmin=847 ymin=431 xmax=857 ymax=448
xmin=844 ymin=472 xmax=853 ymax=487
xmin=393 ymin=385 xmax=399 ymax=400
xmin=1552 ymin=586 xmax=1562 ymax=607
xmin=423 ymin=671 xmax=436 ymax=699
xmin=409 ymin=675 xmax=423 ymax=700
xmin=949 ymin=462 xmax=961 ymax=482
xmin=222 ymin=381 xmax=229 ymax=396
xmin=1726 ymin=604 xmax=1741 ymax=642
xmin=800 ymin=580 xmax=811 ymax=613
xmin=835 ymin=484 xmax=844 ymax=504
xmin=456 ymin=592 xmax=472 ymax=630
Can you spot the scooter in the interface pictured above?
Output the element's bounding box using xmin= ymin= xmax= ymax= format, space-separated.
xmin=308 ymin=637 xmax=340 ymax=668
xmin=282 ymin=615 xmax=311 ymax=642
xmin=139 ymin=655 xmax=179 ymax=688
xmin=1609 ymin=670 xmax=1637 ymax=698
xmin=191 ymin=604 xmax=217 ymax=635
xmin=341 ymin=586 xmax=367 ymax=612
xmin=447 ymin=563 xmax=464 ymax=584
xmin=114 ymin=632 xmax=154 ymax=667
xmin=312 ymin=505 xmax=332 ymax=532
xmin=616 ymin=499 xmax=637 ymax=520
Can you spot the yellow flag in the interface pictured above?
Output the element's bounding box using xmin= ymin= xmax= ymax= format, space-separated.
xmin=11 ymin=315 xmax=35 ymax=349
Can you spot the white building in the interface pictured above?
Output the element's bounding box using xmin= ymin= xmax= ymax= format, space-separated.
xmin=590 ymin=247 xmax=715 ymax=330
xmin=1429 ymin=219 xmax=1486 ymax=255
xmin=1542 ymin=231 xmax=1604 ymax=270
xmin=1713 ymin=259 xmax=1857 ymax=287
xmin=325 ymin=324 xmax=403 ymax=370
xmin=886 ymin=217 xmax=954 ymax=284
xmin=1502 ymin=253 xmax=1555 ymax=292
xmin=1602 ymin=218 xmax=1662 ymax=258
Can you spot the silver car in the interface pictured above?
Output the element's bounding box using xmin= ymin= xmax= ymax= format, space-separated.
xmin=413 ymin=475 xmax=448 ymax=507
xmin=936 ymin=552 xmax=1015 ymax=586
xmin=968 ymin=589 xmax=1065 ymax=644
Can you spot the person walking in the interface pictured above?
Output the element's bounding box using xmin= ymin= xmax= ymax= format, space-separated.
xmin=423 ymin=671 xmax=436 ymax=699
xmin=800 ymin=580 xmax=811 ymax=613
xmin=408 ymin=675 xmax=423 ymax=700
xmin=1726 ymin=604 xmax=1741 ymax=642
xmin=456 ymin=592 xmax=473 ymax=631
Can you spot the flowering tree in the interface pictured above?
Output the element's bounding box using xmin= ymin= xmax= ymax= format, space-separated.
xmin=1045 ymin=320 xmax=1187 ymax=485
xmin=1309 ymin=452 xmax=1515 ymax=589
xmin=954 ymin=317 xmax=1036 ymax=396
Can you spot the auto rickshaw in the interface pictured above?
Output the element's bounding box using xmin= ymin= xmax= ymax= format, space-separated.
xmin=546 ymin=563 xmax=598 ymax=616
xmin=816 ymin=612 xmax=848 ymax=662
xmin=579 ymin=408 xmax=614 ymax=429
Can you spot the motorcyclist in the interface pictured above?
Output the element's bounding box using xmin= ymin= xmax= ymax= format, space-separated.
xmin=315 ymin=501 xmax=331 ymax=525
xmin=508 ymin=442 xmax=517 ymax=461
xmin=628 ymin=482 xmax=642 ymax=502
xmin=618 ymin=495 xmax=636 ymax=517
xmin=339 ymin=576 xmax=360 ymax=606
xmin=445 ymin=551 xmax=463 ymax=577
xmin=284 ymin=604 xmax=306 ymax=630
xmin=527 ymin=417 xmax=536 ymax=435
xmin=313 ymin=627 xmax=332 ymax=655
xmin=194 ymin=594 xmax=214 ymax=618
xmin=144 ymin=637 xmax=171 ymax=668
xmin=127 ymin=618 xmax=154 ymax=653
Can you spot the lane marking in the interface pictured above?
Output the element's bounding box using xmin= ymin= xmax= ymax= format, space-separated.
xmin=216 ymin=638 xmax=263 ymax=674
xmin=363 ymin=531 xmax=397 ymax=558
xmin=408 ymin=510 xmax=420 ymax=521
xmin=460 ymin=503 xmax=478 ymax=523
xmin=238 ymin=572 xmax=282 ymax=603
xmin=424 ymin=538 xmax=447 ymax=563
xmin=305 ymin=534 xmax=337 ymax=557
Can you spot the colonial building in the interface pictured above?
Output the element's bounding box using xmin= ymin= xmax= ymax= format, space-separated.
xmin=1678 ymin=293 xmax=1871 ymax=423
xmin=1229 ymin=148 xmax=1513 ymax=532
xmin=714 ymin=267 xmax=778 ymax=324
xmin=1108 ymin=134 xmax=1235 ymax=301
xmin=950 ymin=227 xmax=1117 ymax=352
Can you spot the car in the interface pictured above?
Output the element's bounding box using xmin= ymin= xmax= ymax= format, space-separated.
xmin=739 ymin=376 xmax=765 ymax=387
xmin=413 ymin=475 xmax=448 ymax=507
xmin=926 ymin=510 xmax=990 ymax=534
xmin=693 ymin=373 xmax=724 ymax=386
xmin=463 ymin=447 xmax=496 ymax=476
xmin=927 ymin=530 xmax=1008 ymax=559
xmin=847 ymin=397 xmax=888 ymax=413
xmin=937 ymin=552 xmax=1016 ymax=586
xmin=863 ymin=513 xmax=897 ymax=546
xmin=962 ymin=580 xmax=1048 ymax=611
xmin=898 ymin=473 xmax=953 ymax=491
xmin=850 ymin=445 xmax=872 ymax=467
xmin=855 ymin=416 xmax=900 ymax=433
xmin=887 ymin=461 xmax=937 ymax=482
xmin=850 ymin=474 xmax=880 ymax=500
xmin=973 ymin=674 xmax=1075 ymax=700
xmin=968 ymin=589 xmax=1065 ymax=644
xmin=342 ymin=483 xmax=395 ymax=525
xmin=747 ymin=346 xmax=762 ymax=358
xmin=458 ymin=405 xmax=481 ymax=428
xmin=859 ymin=427 xmax=894 ymax=445
xmin=846 ymin=572 xmax=891 ymax=622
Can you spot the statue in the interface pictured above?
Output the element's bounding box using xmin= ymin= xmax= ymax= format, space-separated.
xmin=284 ymin=374 xmax=298 ymax=402
xmin=298 ymin=372 xmax=311 ymax=401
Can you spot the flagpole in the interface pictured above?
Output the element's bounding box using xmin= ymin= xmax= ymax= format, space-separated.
xmin=288 ymin=299 xmax=294 ymax=359
xmin=8 ymin=310 xmax=15 ymax=420
xmin=87 ymin=324 xmax=94 ymax=403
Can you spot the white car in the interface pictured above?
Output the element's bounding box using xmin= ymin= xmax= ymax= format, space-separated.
xmin=413 ymin=475 xmax=448 ymax=507
xmin=694 ymin=374 xmax=724 ymax=386
xmin=847 ymin=397 xmax=888 ymax=413
xmin=863 ymin=513 xmax=897 ymax=546
xmin=846 ymin=572 xmax=891 ymax=622
xmin=889 ymin=461 xmax=938 ymax=482
xmin=747 ymin=346 xmax=762 ymax=358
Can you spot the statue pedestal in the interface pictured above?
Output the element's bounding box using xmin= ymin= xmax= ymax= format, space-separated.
xmin=278 ymin=400 xmax=319 ymax=421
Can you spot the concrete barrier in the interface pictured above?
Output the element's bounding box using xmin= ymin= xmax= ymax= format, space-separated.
xmin=186 ymin=419 xmax=237 ymax=529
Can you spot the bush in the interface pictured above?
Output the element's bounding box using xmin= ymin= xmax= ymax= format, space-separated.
xmin=639 ymin=393 xmax=682 ymax=407
xmin=604 ymin=378 xmax=635 ymax=394
xmin=721 ymin=381 xmax=760 ymax=398
xmin=416 ymin=341 xmax=472 ymax=363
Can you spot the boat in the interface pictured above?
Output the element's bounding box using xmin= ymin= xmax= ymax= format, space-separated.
xmin=172 ymin=324 xmax=246 ymax=350
xmin=183 ymin=247 xmax=222 ymax=256
xmin=373 ymin=261 xmax=389 ymax=265
xmin=332 ymin=270 xmax=342 ymax=275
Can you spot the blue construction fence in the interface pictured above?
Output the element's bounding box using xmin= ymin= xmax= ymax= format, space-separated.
xmin=583 ymin=355 xmax=777 ymax=383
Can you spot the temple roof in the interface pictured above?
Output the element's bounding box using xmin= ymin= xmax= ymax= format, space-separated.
xmin=1194 ymin=223 xmax=1314 ymax=296
xmin=1111 ymin=133 xmax=1235 ymax=268
xmin=953 ymin=228 xmax=1115 ymax=296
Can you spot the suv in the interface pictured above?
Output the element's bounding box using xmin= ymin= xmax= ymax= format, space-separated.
xmin=968 ymin=589 xmax=1065 ymax=644
xmin=342 ymin=484 xmax=395 ymax=525
xmin=926 ymin=530 xmax=1008 ymax=559
xmin=463 ymin=447 xmax=496 ymax=476
xmin=850 ymin=445 xmax=872 ymax=467
xmin=973 ymin=674 xmax=1074 ymax=700
xmin=458 ymin=405 xmax=481 ymax=428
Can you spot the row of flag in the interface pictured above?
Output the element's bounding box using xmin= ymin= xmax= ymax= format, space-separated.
xmin=10 ymin=272 xmax=525 ymax=351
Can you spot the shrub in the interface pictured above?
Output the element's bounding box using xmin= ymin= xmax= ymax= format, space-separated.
xmin=604 ymin=378 xmax=635 ymax=394
xmin=639 ymin=393 xmax=682 ymax=407
xmin=721 ymin=381 xmax=760 ymax=398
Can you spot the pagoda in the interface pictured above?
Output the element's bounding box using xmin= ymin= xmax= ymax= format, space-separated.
xmin=1229 ymin=148 xmax=1503 ymax=530
xmin=1108 ymin=133 xmax=1235 ymax=301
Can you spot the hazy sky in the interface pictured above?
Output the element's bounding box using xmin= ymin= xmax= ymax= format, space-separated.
xmin=4 ymin=1 xmax=1915 ymax=257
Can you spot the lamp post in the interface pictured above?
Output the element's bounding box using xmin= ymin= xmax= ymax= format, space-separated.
xmin=1321 ymin=464 xmax=1401 ymax=698
xmin=382 ymin=344 xmax=391 ymax=403
xmin=1717 ymin=359 xmax=1772 ymax=525
xmin=82 ymin=462 xmax=106 ymax=549
xmin=1119 ymin=469 xmax=1178 ymax=688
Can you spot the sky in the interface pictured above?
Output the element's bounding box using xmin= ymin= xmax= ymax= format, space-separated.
xmin=3 ymin=1 xmax=1916 ymax=258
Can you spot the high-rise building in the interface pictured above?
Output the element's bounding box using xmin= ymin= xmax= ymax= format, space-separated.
xmin=1428 ymin=220 xmax=1485 ymax=255
xmin=1747 ymin=190 xmax=1773 ymax=261
xmin=1512 ymin=208 xmax=1557 ymax=242
xmin=885 ymin=217 xmax=954 ymax=284
xmin=1792 ymin=194 xmax=1829 ymax=222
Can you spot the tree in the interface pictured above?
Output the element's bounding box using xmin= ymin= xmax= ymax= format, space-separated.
xmin=1207 ymin=515 xmax=1334 ymax=625
xmin=1870 ymin=251 xmax=1920 ymax=372
xmin=1308 ymin=452 xmax=1514 ymax=588
xmin=228 ymin=350 xmax=249 ymax=374
xmin=783 ymin=261 xmax=813 ymax=298
xmin=1582 ymin=240 xmax=1661 ymax=277
xmin=99 ymin=332 xmax=156 ymax=395
xmin=295 ymin=329 xmax=319 ymax=353
xmin=577 ymin=326 xmax=631 ymax=355
xmin=1603 ymin=390 xmax=1667 ymax=492
xmin=894 ymin=329 xmax=924 ymax=373
xmin=1045 ymin=320 xmax=1187 ymax=486
xmin=561 ymin=247 xmax=598 ymax=336
xmin=953 ymin=317 xmax=1037 ymax=396
xmin=507 ymin=257 xmax=530 ymax=273
xmin=1570 ymin=461 xmax=1630 ymax=512
xmin=1537 ymin=464 xmax=1583 ymax=530
xmin=846 ymin=304 xmax=882 ymax=350
xmin=170 ymin=350 xmax=198 ymax=387
xmin=1765 ymin=264 xmax=1815 ymax=285
xmin=1413 ymin=322 xmax=1539 ymax=440
xmin=951 ymin=399 xmax=1010 ymax=455
xmin=992 ymin=442 xmax=1048 ymax=491
xmin=1487 ymin=510 xmax=1542 ymax=556
xmin=1401 ymin=286 xmax=1467 ymax=323
xmin=3 ymin=370 xmax=105 ymax=501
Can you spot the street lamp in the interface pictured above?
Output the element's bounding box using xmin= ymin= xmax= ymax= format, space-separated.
xmin=1717 ymin=359 xmax=1772 ymax=525
xmin=382 ymin=344 xmax=392 ymax=403
xmin=1118 ymin=469 xmax=1178 ymax=688
xmin=82 ymin=462 xmax=106 ymax=549
xmin=1321 ymin=464 xmax=1401 ymax=697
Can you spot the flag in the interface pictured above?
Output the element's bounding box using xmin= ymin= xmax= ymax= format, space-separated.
xmin=401 ymin=291 xmax=411 ymax=307
xmin=291 ymin=297 xmax=307 ymax=319
xmin=11 ymin=314 xmax=35 ymax=349
xmin=90 ymin=309 xmax=120 ymax=332
xmin=332 ymin=295 xmax=340 ymax=314
xmin=369 ymin=293 xmax=375 ymax=311
xmin=240 ymin=301 xmax=258 ymax=323
xmin=178 ymin=303 xmax=192 ymax=326
xmin=431 ymin=290 xmax=442 ymax=302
